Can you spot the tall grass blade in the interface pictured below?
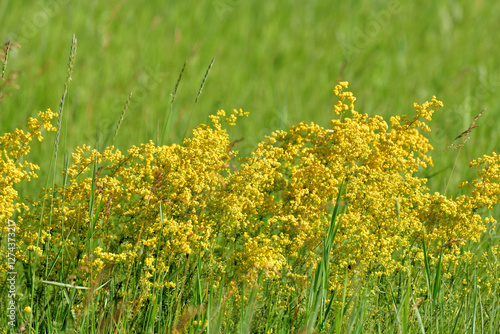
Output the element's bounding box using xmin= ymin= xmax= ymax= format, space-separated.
xmin=348 ymin=283 xmax=369 ymax=334
xmin=450 ymin=298 xmax=465 ymax=334
xmin=171 ymin=60 xmax=186 ymax=105
xmin=388 ymin=282 xmax=402 ymax=334
xmin=40 ymin=279 xmax=90 ymax=290
xmin=239 ymin=277 xmax=260 ymax=334
xmin=54 ymin=34 xmax=77 ymax=163
xmin=207 ymin=279 xmax=226 ymax=334
xmin=86 ymin=159 xmax=103 ymax=248
xmin=161 ymin=60 xmax=186 ymax=145
xmin=411 ymin=296 xmax=426 ymax=334
xmin=306 ymin=179 xmax=346 ymax=332
xmin=1 ymin=41 xmax=12 ymax=80
xmin=401 ymin=277 xmax=411 ymax=334
xmin=45 ymin=35 xmax=77 ymax=279
xmin=145 ymin=295 xmax=159 ymax=333
xmin=183 ymin=57 xmax=215 ymax=138
xmin=195 ymin=57 xmax=215 ymax=106
xmin=195 ymin=256 xmax=204 ymax=306
xmin=432 ymin=250 xmax=443 ymax=306
xmin=479 ymin=291 xmax=484 ymax=334
xmin=0 ymin=41 xmax=21 ymax=102
xmin=111 ymin=91 xmax=132 ymax=145
xmin=472 ymin=274 xmax=477 ymax=334
xmin=333 ymin=271 xmax=349 ymax=334
xmin=422 ymin=232 xmax=432 ymax=301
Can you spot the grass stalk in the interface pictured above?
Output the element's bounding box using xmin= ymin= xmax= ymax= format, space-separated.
xmin=239 ymin=278 xmax=260 ymax=334
xmin=183 ymin=57 xmax=215 ymax=138
xmin=45 ymin=34 xmax=77 ymax=281
xmin=411 ymin=296 xmax=426 ymax=334
xmin=306 ymin=179 xmax=346 ymax=332
xmin=0 ymin=41 xmax=11 ymax=80
xmin=472 ymin=273 xmax=477 ymax=334
xmin=53 ymin=34 xmax=77 ymax=164
xmin=450 ymin=298 xmax=465 ymax=334
xmin=111 ymin=91 xmax=133 ymax=145
xmin=161 ymin=60 xmax=187 ymax=145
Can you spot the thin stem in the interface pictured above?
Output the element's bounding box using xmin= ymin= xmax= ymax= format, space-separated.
xmin=444 ymin=146 xmax=462 ymax=196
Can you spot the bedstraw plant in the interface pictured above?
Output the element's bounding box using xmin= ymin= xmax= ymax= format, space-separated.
xmin=1 ymin=51 xmax=500 ymax=333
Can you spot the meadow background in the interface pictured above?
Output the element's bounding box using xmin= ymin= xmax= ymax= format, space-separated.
xmin=1 ymin=0 xmax=499 ymax=195
xmin=2 ymin=0 xmax=500 ymax=333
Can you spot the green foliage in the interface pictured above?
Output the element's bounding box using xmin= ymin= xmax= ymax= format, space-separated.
xmin=1 ymin=2 xmax=500 ymax=333
xmin=1 ymin=1 xmax=499 ymax=193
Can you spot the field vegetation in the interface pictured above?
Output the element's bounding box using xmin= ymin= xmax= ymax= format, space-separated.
xmin=1 ymin=1 xmax=499 ymax=333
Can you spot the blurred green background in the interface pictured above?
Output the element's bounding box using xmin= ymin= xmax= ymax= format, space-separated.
xmin=1 ymin=0 xmax=500 ymax=195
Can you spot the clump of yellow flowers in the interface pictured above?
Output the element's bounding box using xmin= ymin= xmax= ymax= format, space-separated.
xmin=1 ymin=109 xmax=57 ymax=236
xmin=3 ymin=82 xmax=499 ymax=295
xmin=1 ymin=110 xmax=56 ymax=217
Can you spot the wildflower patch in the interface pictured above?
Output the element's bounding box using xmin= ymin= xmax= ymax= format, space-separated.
xmin=1 ymin=82 xmax=499 ymax=302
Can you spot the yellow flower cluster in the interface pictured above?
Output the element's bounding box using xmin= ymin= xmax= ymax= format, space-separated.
xmin=462 ymin=152 xmax=500 ymax=210
xmin=0 ymin=109 xmax=57 ymax=271
xmin=0 ymin=110 xmax=56 ymax=220
xmin=8 ymin=84 xmax=500 ymax=295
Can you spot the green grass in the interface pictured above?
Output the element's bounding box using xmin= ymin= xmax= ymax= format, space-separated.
xmin=1 ymin=0 xmax=499 ymax=194
xmin=1 ymin=1 xmax=500 ymax=333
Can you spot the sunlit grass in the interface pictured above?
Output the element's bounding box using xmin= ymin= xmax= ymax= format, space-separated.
xmin=1 ymin=1 xmax=499 ymax=194
xmin=1 ymin=38 xmax=500 ymax=333
xmin=1 ymin=2 xmax=500 ymax=332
